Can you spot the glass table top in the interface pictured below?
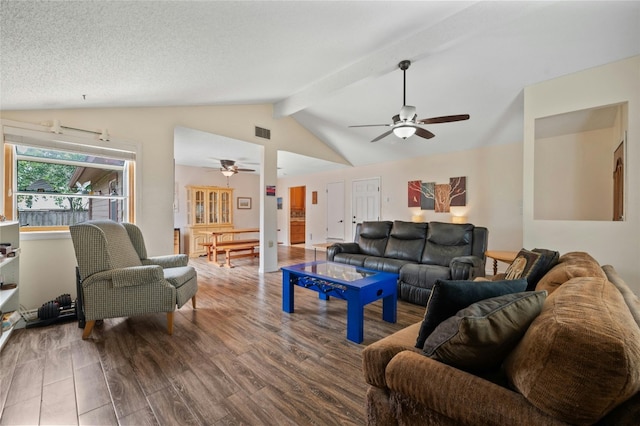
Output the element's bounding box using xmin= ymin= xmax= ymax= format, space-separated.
xmin=295 ymin=262 xmax=376 ymax=282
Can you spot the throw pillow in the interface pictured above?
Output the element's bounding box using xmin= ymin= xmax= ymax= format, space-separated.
xmin=504 ymin=249 xmax=542 ymax=281
xmin=414 ymin=278 xmax=528 ymax=349
xmin=423 ymin=291 xmax=547 ymax=371
xmin=527 ymin=248 xmax=560 ymax=291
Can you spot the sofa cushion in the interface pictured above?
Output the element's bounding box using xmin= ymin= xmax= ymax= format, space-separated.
xmin=332 ymin=253 xmax=367 ymax=267
xmin=423 ymin=291 xmax=546 ymax=371
xmin=421 ymin=222 xmax=474 ymax=266
xmin=427 ymin=222 xmax=473 ymax=246
xmin=356 ymin=221 xmax=393 ymax=256
xmin=505 ymin=276 xmax=640 ymax=425
xmin=163 ymin=266 xmax=197 ymax=288
xmin=398 ymin=264 xmax=451 ymax=306
xmin=399 ymin=263 xmax=450 ymax=290
xmin=91 ymin=220 xmax=143 ymax=269
xmin=535 ymin=251 xmax=606 ymax=295
xmin=415 ymin=278 xmax=528 ymax=349
xmin=363 ymin=256 xmax=412 ymax=274
xmin=384 ymin=221 xmax=427 ymax=262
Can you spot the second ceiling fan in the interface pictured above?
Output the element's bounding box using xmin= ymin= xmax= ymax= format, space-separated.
xmin=349 ymin=60 xmax=470 ymax=142
xmin=219 ymin=159 xmax=255 ymax=176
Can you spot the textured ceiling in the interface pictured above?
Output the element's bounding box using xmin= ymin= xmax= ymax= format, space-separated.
xmin=2 ymin=1 xmax=639 ymax=176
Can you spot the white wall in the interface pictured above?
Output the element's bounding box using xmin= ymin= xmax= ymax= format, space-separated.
xmin=534 ymin=127 xmax=615 ymax=221
xmin=19 ymin=235 xmax=78 ymax=311
xmin=277 ymin=142 xmax=524 ymax=253
xmin=524 ymin=55 xmax=640 ymax=291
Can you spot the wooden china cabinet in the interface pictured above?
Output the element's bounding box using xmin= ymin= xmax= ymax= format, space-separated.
xmin=185 ymin=185 xmax=234 ymax=257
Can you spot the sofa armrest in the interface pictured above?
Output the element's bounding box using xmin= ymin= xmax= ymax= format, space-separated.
xmin=450 ymin=255 xmax=485 ymax=280
xmin=362 ymin=322 xmax=422 ymax=388
xmin=84 ymin=265 xmax=165 ymax=288
xmin=326 ymin=242 xmax=361 ymax=261
xmin=142 ymin=254 xmax=189 ymax=268
xmin=386 ymin=351 xmax=565 ymax=426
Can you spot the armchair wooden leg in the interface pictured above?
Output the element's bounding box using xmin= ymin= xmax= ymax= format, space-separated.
xmin=82 ymin=320 xmax=96 ymax=340
xmin=167 ymin=311 xmax=174 ymax=335
xmin=191 ymin=295 xmax=196 ymax=309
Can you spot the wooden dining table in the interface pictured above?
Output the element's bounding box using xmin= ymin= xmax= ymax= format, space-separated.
xmin=202 ymin=228 xmax=260 ymax=267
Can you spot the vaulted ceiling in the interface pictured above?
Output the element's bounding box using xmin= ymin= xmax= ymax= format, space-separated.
xmin=2 ymin=1 xmax=639 ymax=175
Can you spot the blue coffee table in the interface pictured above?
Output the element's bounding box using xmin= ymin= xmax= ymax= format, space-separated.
xmin=281 ymin=261 xmax=398 ymax=343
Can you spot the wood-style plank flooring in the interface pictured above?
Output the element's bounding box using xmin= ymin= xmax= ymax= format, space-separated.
xmin=0 ymin=246 xmax=424 ymax=425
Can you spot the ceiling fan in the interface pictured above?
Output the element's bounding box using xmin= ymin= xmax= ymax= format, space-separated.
xmin=349 ymin=60 xmax=470 ymax=142
xmin=219 ymin=159 xmax=255 ymax=176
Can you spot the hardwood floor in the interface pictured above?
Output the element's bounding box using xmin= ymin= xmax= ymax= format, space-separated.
xmin=0 ymin=246 xmax=424 ymax=425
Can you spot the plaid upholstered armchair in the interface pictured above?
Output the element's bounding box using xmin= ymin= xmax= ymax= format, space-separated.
xmin=70 ymin=220 xmax=197 ymax=339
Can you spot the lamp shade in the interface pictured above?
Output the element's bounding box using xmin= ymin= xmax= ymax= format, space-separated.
xmin=451 ymin=216 xmax=467 ymax=224
xmin=393 ymin=125 xmax=417 ymax=139
xmin=221 ymin=170 xmax=235 ymax=177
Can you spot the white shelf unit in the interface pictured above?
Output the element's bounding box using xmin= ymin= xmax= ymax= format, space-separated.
xmin=0 ymin=221 xmax=21 ymax=351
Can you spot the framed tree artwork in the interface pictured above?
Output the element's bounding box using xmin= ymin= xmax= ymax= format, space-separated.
xmin=408 ymin=176 xmax=467 ymax=212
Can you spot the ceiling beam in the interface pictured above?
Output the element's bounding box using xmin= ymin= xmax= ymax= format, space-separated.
xmin=273 ymin=1 xmax=550 ymax=119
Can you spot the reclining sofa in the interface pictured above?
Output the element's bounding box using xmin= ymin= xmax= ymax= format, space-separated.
xmin=326 ymin=220 xmax=488 ymax=305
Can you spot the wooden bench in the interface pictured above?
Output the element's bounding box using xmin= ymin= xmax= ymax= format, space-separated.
xmin=201 ymin=238 xmax=260 ymax=265
xmin=216 ymin=241 xmax=259 ymax=268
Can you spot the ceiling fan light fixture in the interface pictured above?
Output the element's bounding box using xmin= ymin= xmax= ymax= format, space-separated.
xmin=399 ymin=105 xmax=416 ymax=121
xmin=221 ymin=170 xmax=235 ymax=177
xmin=393 ymin=125 xmax=417 ymax=139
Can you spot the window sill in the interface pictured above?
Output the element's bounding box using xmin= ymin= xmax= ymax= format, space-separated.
xmin=20 ymin=230 xmax=71 ymax=241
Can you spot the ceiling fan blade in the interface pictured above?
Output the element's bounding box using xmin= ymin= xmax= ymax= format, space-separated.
xmin=415 ymin=127 xmax=436 ymax=139
xmin=418 ymin=114 xmax=470 ymax=124
xmin=236 ymin=168 xmax=255 ymax=172
xmin=371 ymin=129 xmax=394 ymax=143
xmin=349 ymin=124 xmax=391 ymax=128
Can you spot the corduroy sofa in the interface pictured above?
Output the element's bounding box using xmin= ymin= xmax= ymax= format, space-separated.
xmin=326 ymin=221 xmax=488 ymax=305
xmin=363 ymin=252 xmax=640 ymax=425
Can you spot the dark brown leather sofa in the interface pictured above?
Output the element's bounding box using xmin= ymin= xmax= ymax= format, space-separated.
xmin=326 ymin=220 xmax=488 ymax=305
xmin=362 ymin=253 xmax=640 ymax=425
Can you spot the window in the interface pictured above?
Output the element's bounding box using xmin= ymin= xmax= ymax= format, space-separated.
xmin=2 ymin=123 xmax=136 ymax=231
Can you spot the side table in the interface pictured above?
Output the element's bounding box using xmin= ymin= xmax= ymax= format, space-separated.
xmin=485 ymin=250 xmax=518 ymax=275
xmin=312 ymin=242 xmax=334 ymax=261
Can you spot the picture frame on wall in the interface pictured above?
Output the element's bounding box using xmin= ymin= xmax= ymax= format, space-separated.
xmin=237 ymin=197 xmax=252 ymax=209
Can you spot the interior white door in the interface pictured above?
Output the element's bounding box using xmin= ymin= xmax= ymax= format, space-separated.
xmin=352 ymin=177 xmax=380 ymax=231
xmin=326 ymin=181 xmax=345 ymax=240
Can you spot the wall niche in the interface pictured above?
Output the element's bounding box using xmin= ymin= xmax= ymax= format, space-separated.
xmin=534 ymin=102 xmax=627 ymax=221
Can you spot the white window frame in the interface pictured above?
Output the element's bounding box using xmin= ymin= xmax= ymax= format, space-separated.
xmin=1 ymin=119 xmax=142 ymax=234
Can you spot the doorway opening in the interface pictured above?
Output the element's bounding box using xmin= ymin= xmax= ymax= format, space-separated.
xmin=289 ymin=185 xmax=306 ymax=245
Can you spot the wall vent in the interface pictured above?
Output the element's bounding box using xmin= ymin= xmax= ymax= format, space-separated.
xmin=255 ymin=126 xmax=271 ymax=140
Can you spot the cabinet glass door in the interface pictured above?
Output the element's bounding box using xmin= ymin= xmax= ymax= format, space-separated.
xmin=194 ymin=190 xmax=205 ymax=224
xmin=209 ymin=191 xmax=219 ymax=223
xmin=221 ymin=192 xmax=230 ymax=223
